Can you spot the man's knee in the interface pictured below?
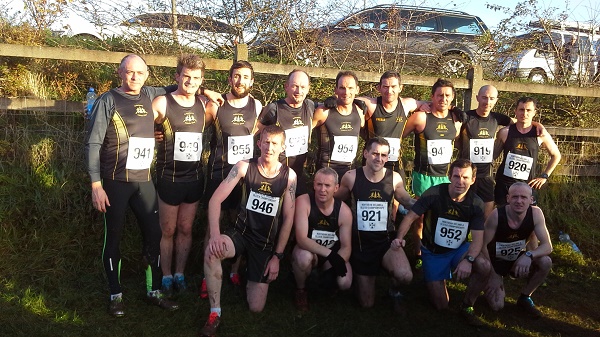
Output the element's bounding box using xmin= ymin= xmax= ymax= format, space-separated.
xmin=391 ymin=266 xmax=413 ymax=284
xmin=291 ymin=246 xmax=313 ymax=270
xmin=535 ymin=256 xmax=552 ymax=272
xmin=473 ymin=256 xmax=491 ymax=275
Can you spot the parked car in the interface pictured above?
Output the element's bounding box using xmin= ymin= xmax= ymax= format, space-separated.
xmin=499 ymin=21 xmax=599 ymax=83
xmin=54 ymin=12 xmax=242 ymax=52
xmin=258 ymin=4 xmax=494 ymax=75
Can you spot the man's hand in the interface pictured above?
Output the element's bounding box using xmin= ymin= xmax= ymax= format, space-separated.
xmin=512 ymin=255 xmax=532 ymax=278
xmin=154 ymin=126 xmax=164 ymax=142
xmin=353 ymin=99 xmax=367 ymax=112
xmin=390 ymin=238 xmax=406 ymax=251
xmin=453 ymin=259 xmax=472 ymax=281
xmin=323 ymin=96 xmax=337 ymax=109
xmin=208 ymin=235 xmax=228 ymax=259
xmin=450 ymin=106 xmax=466 ymax=123
xmin=264 ymin=256 xmax=280 ymax=282
xmin=91 ymin=181 xmax=110 ymax=212
xmin=528 ymin=177 xmax=547 ymax=190
xmin=202 ymin=89 xmax=225 ymax=106
xmin=326 ymin=251 xmax=347 ymax=277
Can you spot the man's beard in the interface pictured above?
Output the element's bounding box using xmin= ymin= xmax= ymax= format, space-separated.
xmin=231 ymin=85 xmax=250 ymax=98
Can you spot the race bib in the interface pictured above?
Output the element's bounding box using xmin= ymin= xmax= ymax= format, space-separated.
xmin=284 ymin=126 xmax=309 ymax=157
xmin=174 ymin=132 xmax=202 ymax=162
xmin=356 ymin=201 xmax=388 ymax=231
xmin=331 ymin=136 xmax=358 ymax=163
xmin=469 ymin=138 xmax=494 ymax=163
xmin=427 ymin=139 xmax=452 ymax=165
xmin=383 ymin=137 xmax=401 ymax=162
xmin=126 ymin=137 xmax=154 ymax=170
xmin=246 ymin=190 xmax=280 ymax=217
xmin=503 ymin=152 xmax=533 ymax=180
xmin=495 ymin=240 xmax=526 ymax=261
xmin=228 ymin=135 xmax=253 ymax=164
xmin=311 ymin=230 xmax=338 ymax=249
xmin=433 ymin=217 xmax=469 ymax=249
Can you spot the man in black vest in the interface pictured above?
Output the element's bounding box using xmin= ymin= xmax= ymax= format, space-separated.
xmin=462 ymin=182 xmax=552 ymax=323
xmin=85 ymin=54 xmax=179 ymax=317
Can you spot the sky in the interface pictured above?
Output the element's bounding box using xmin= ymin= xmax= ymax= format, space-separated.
xmin=5 ymin=0 xmax=600 ymax=32
xmin=370 ymin=0 xmax=600 ymax=30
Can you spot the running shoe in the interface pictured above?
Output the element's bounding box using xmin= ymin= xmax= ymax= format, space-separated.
xmin=146 ymin=290 xmax=180 ymax=311
xmin=295 ymin=288 xmax=309 ymax=312
xmin=517 ymin=295 xmax=543 ymax=319
xmin=230 ymin=273 xmax=241 ymax=286
xmin=174 ymin=274 xmax=187 ymax=293
xmin=460 ymin=305 xmax=484 ymax=327
xmin=162 ymin=276 xmax=174 ymax=298
xmin=199 ymin=278 xmax=208 ymax=299
xmin=108 ymin=296 xmax=125 ymax=318
xmin=199 ymin=312 xmax=221 ymax=337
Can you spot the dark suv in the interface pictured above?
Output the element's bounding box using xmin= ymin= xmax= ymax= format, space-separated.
xmin=265 ymin=5 xmax=493 ymax=75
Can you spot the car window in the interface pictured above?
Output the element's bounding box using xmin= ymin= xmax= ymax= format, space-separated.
xmin=338 ymin=9 xmax=389 ymax=30
xmin=401 ymin=11 xmax=437 ymax=32
xmin=439 ymin=15 xmax=482 ymax=34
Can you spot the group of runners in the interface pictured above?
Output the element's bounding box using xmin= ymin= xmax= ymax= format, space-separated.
xmin=84 ymin=53 xmax=561 ymax=336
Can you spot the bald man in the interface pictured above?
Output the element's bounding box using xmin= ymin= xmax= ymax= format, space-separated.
xmin=85 ymin=54 xmax=179 ymax=316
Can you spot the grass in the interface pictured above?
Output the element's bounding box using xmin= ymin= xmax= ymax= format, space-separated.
xmin=1 ymin=111 xmax=600 ymax=337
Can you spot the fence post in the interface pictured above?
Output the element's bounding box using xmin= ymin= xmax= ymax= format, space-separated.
xmin=465 ymin=65 xmax=483 ymax=111
xmin=234 ymin=44 xmax=249 ymax=61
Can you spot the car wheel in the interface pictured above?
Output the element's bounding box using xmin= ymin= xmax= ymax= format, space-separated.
xmin=439 ymin=54 xmax=469 ymax=77
xmin=528 ymin=69 xmax=547 ymax=83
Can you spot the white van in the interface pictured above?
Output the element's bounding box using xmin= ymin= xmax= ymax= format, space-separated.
xmin=500 ymin=21 xmax=599 ymax=83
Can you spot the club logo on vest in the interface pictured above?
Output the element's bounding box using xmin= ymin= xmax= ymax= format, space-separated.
xmin=515 ymin=142 xmax=528 ymax=151
xmin=369 ymin=190 xmax=382 ymax=200
xmin=375 ymin=117 xmax=386 ymax=122
xmin=135 ymin=105 xmax=148 ymax=116
xmin=340 ymin=122 xmax=353 ymax=131
xmin=183 ymin=112 xmax=197 ymax=125
xmin=507 ymin=233 xmax=520 ymax=240
xmin=317 ymin=219 xmax=330 ymax=227
xmin=292 ymin=117 xmax=304 ymax=126
xmin=436 ymin=123 xmax=448 ymax=132
xmin=396 ymin=116 xmax=404 ymax=123
xmin=446 ymin=208 xmax=459 ymax=217
xmin=258 ymin=182 xmax=273 ymax=194
xmin=477 ymin=128 xmax=490 ymax=138
xmin=232 ymin=113 xmax=245 ymax=125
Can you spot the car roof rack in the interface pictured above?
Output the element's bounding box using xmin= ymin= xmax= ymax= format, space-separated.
xmin=366 ymin=4 xmax=472 ymax=16
xmin=529 ymin=19 xmax=600 ymax=34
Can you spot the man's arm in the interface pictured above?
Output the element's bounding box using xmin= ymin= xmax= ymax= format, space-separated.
xmin=152 ymin=95 xmax=167 ymax=124
xmin=402 ymin=111 xmax=426 ymax=138
xmin=203 ymin=98 xmax=218 ymax=127
xmin=391 ymin=210 xmax=421 ymax=250
xmin=337 ymin=202 xmax=353 ymax=261
xmin=334 ymin=170 xmax=355 ymax=201
xmin=393 ymin=171 xmax=416 ymax=209
xmin=85 ymin=94 xmax=113 ymax=212
xmin=480 ymin=208 xmax=500 ymax=260
xmin=255 ymin=102 xmax=277 ymax=135
xmin=207 ymin=161 xmax=248 ymax=258
xmin=312 ymin=106 xmax=329 ymax=128
xmin=493 ymin=126 xmax=508 ymax=160
xmin=529 ymin=130 xmax=561 ymax=189
xmin=527 ymin=206 xmax=553 ymax=257
xmin=264 ymin=169 xmax=297 ymax=282
xmin=355 ymin=96 xmax=378 ymax=120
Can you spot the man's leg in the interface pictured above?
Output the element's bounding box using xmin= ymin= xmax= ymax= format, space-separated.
xmin=355 ymin=275 xmax=377 ymax=308
xmin=463 ymin=255 xmax=492 ymax=306
xmin=426 ymin=280 xmax=450 ymax=310
xmin=382 ymin=247 xmax=413 ymax=286
xmin=483 ymin=271 xmax=506 ymax=311
xmin=204 ymin=234 xmax=236 ymax=309
xmin=158 ymin=198 xmax=179 ymax=293
xmin=174 ymin=201 xmax=199 ymax=275
xmin=522 ymin=256 xmax=552 ymax=296
xmin=246 ymin=281 xmax=270 ymax=313
xmin=291 ymin=245 xmax=316 ymax=289
xmin=291 ymin=245 xmax=316 ymax=311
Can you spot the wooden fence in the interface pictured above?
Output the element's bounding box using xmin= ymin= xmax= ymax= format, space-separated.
xmin=1 ymin=43 xmax=600 ymax=176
